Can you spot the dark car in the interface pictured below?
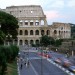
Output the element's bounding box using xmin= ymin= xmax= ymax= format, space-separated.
xmin=68 ymin=66 xmax=75 ymax=73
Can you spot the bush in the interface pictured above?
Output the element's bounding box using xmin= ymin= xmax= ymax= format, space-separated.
xmin=9 ymin=45 xmax=19 ymax=60
xmin=0 ymin=45 xmax=19 ymax=75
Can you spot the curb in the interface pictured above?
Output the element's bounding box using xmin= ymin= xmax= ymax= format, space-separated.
xmin=17 ymin=60 xmax=20 ymax=75
xmin=47 ymin=58 xmax=75 ymax=75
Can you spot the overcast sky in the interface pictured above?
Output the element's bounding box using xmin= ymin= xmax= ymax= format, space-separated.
xmin=0 ymin=0 xmax=75 ymax=24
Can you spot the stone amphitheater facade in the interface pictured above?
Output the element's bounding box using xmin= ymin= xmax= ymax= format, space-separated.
xmin=2 ymin=5 xmax=71 ymax=45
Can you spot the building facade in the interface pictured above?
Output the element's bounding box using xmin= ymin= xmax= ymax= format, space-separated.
xmin=2 ymin=5 xmax=71 ymax=45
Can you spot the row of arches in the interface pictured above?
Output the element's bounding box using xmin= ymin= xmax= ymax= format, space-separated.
xmin=54 ymin=30 xmax=70 ymax=34
xmin=19 ymin=39 xmax=39 ymax=45
xmin=19 ymin=29 xmax=70 ymax=36
xmin=19 ymin=30 xmax=50 ymax=35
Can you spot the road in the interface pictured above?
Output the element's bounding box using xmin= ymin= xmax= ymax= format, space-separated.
xmin=18 ymin=51 xmax=68 ymax=75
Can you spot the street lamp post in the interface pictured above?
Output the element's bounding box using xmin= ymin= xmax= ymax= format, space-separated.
xmin=41 ymin=46 xmax=43 ymax=75
xmin=41 ymin=37 xmax=43 ymax=75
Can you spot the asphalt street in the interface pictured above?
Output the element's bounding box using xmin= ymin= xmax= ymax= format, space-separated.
xmin=18 ymin=51 xmax=68 ymax=75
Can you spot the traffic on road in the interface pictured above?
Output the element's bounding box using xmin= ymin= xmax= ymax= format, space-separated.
xmin=17 ymin=47 xmax=75 ymax=75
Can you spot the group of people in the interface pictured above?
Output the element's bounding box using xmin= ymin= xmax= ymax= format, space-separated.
xmin=20 ymin=57 xmax=30 ymax=69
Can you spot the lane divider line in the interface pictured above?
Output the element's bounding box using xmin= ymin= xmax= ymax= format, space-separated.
xmin=30 ymin=62 xmax=39 ymax=75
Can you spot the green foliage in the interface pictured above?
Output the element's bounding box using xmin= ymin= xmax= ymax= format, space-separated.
xmin=0 ymin=30 xmax=5 ymax=45
xmin=0 ymin=11 xmax=19 ymax=39
xmin=0 ymin=46 xmax=7 ymax=75
xmin=9 ymin=45 xmax=19 ymax=60
xmin=40 ymin=35 xmax=55 ymax=47
xmin=0 ymin=45 xmax=19 ymax=75
xmin=55 ymin=39 xmax=63 ymax=47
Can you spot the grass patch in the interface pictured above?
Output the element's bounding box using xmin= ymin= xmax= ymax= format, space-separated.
xmin=6 ymin=60 xmax=18 ymax=75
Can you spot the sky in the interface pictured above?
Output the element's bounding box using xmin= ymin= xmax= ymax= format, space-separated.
xmin=0 ymin=0 xmax=75 ymax=25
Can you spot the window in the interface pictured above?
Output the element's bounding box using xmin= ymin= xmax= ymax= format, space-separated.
xmin=30 ymin=20 xmax=33 ymax=25
xmin=25 ymin=22 xmax=28 ymax=25
xmin=19 ymin=20 xmax=23 ymax=25
xmin=30 ymin=10 xmax=33 ymax=14
xmin=35 ymin=20 xmax=39 ymax=25
xmin=30 ymin=22 xmax=33 ymax=25
xmin=25 ymin=20 xmax=28 ymax=25
xmin=35 ymin=22 xmax=39 ymax=25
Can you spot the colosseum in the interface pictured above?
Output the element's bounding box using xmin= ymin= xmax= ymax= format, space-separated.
xmin=1 ymin=5 xmax=71 ymax=45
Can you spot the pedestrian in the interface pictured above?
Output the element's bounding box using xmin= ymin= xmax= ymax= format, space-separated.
xmin=20 ymin=64 xmax=23 ymax=69
xmin=28 ymin=61 xmax=29 ymax=66
xmin=24 ymin=60 xmax=26 ymax=65
xmin=26 ymin=62 xmax=27 ymax=67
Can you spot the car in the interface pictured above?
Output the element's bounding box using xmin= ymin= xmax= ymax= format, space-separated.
xmin=54 ymin=58 xmax=62 ymax=64
xmin=52 ymin=57 xmax=62 ymax=64
xmin=62 ymin=59 xmax=72 ymax=67
xmin=44 ymin=54 xmax=52 ymax=58
xmin=68 ymin=66 xmax=75 ymax=73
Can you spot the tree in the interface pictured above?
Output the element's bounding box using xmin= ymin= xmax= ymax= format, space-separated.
xmin=0 ymin=45 xmax=19 ymax=74
xmin=40 ymin=35 xmax=55 ymax=47
xmin=55 ymin=39 xmax=63 ymax=47
xmin=0 ymin=30 xmax=5 ymax=44
xmin=0 ymin=11 xmax=19 ymax=39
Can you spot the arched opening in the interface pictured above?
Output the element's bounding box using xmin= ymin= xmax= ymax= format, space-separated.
xmin=36 ymin=40 xmax=39 ymax=45
xmin=14 ymin=39 xmax=18 ymax=45
xmin=30 ymin=30 xmax=33 ymax=35
xmin=46 ymin=30 xmax=50 ymax=35
xmin=19 ymin=30 xmax=23 ymax=35
xmin=25 ymin=30 xmax=28 ymax=35
xmin=54 ymin=30 xmax=57 ymax=34
xmin=30 ymin=40 xmax=33 ymax=45
xmin=25 ymin=40 xmax=28 ymax=45
xmin=35 ymin=30 xmax=39 ymax=35
xmin=41 ymin=20 xmax=44 ymax=25
xmin=41 ymin=30 xmax=44 ymax=36
xmin=19 ymin=40 xmax=23 ymax=45
xmin=59 ymin=31 xmax=60 ymax=34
